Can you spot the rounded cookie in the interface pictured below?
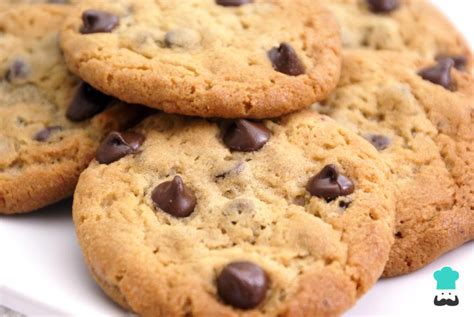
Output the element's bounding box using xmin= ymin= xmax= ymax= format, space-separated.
xmin=60 ymin=0 xmax=342 ymax=118
xmin=323 ymin=0 xmax=472 ymax=71
xmin=73 ymin=110 xmax=395 ymax=316
xmin=315 ymin=50 xmax=474 ymax=276
xmin=0 ymin=5 xmax=143 ymax=214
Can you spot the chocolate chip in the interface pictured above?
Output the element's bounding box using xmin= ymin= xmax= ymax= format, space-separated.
xmin=307 ymin=165 xmax=355 ymax=201
xmin=164 ymin=28 xmax=201 ymax=49
xmin=96 ymin=131 xmax=145 ymax=164
xmin=152 ymin=176 xmax=197 ymax=218
xmin=48 ymin=0 xmax=69 ymax=3
xmin=367 ymin=0 xmax=400 ymax=13
xmin=5 ymin=59 xmax=29 ymax=82
xmin=366 ymin=134 xmax=390 ymax=151
xmin=66 ymin=82 xmax=112 ymax=122
xmin=34 ymin=126 xmax=62 ymax=142
xmin=216 ymin=0 xmax=253 ymax=7
xmin=268 ymin=43 xmax=305 ymax=76
xmin=221 ymin=120 xmax=271 ymax=152
xmin=80 ymin=10 xmax=119 ymax=34
xmin=418 ymin=58 xmax=455 ymax=90
xmin=436 ymin=54 xmax=467 ymax=71
xmin=217 ymin=261 xmax=268 ymax=309
xmin=339 ymin=199 xmax=352 ymax=209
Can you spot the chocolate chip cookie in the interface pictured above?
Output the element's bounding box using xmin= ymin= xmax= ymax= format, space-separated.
xmin=60 ymin=0 xmax=342 ymax=118
xmin=0 ymin=0 xmax=73 ymax=11
xmin=323 ymin=0 xmax=472 ymax=71
xmin=73 ymin=110 xmax=395 ymax=316
xmin=0 ymin=5 xmax=142 ymax=214
xmin=315 ymin=50 xmax=474 ymax=277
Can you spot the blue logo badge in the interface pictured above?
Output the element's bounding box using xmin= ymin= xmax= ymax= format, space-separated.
xmin=433 ymin=267 xmax=459 ymax=306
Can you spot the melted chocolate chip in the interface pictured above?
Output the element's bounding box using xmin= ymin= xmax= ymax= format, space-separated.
xmin=34 ymin=126 xmax=62 ymax=142
xmin=216 ymin=0 xmax=253 ymax=7
xmin=80 ymin=10 xmax=119 ymax=34
xmin=418 ymin=58 xmax=455 ymax=90
xmin=268 ymin=43 xmax=305 ymax=76
xmin=217 ymin=261 xmax=268 ymax=309
xmin=307 ymin=165 xmax=355 ymax=201
xmin=5 ymin=59 xmax=29 ymax=82
xmin=96 ymin=131 xmax=145 ymax=164
xmin=48 ymin=0 xmax=69 ymax=3
xmin=436 ymin=54 xmax=467 ymax=71
xmin=152 ymin=176 xmax=197 ymax=218
xmin=222 ymin=120 xmax=271 ymax=152
xmin=366 ymin=134 xmax=390 ymax=151
xmin=367 ymin=0 xmax=400 ymax=13
xmin=66 ymin=82 xmax=112 ymax=122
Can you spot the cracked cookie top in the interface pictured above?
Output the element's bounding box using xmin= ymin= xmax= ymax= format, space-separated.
xmin=60 ymin=0 xmax=342 ymax=118
xmin=73 ymin=110 xmax=395 ymax=316
xmin=0 ymin=5 xmax=142 ymax=214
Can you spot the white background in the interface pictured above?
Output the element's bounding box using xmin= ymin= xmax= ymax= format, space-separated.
xmin=1 ymin=1 xmax=473 ymax=316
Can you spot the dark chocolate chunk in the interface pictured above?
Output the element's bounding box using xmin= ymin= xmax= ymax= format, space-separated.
xmin=268 ymin=43 xmax=305 ymax=76
xmin=436 ymin=54 xmax=467 ymax=71
xmin=366 ymin=134 xmax=390 ymax=151
xmin=367 ymin=0 xmax=400 ymax=13
xmin=307 ymin=165 xmax=355 ymax=201
xmin=34 ymin=126 xmax=62 ymax=142
xmin=66 ymin=82 xmax=112 ymax=122
xmin=222 ymin=120 xmax=271 ymax=152
xmin=216 ymin=0 xmax=253 ymax=7
xmin=418 ymin=58 xmax=455 ymax=90
xmin=339 ymin=199 xmax=352 ymax=209
xmin=96 ymin=131 xmax=145 ymax=164
xmin=5 ymin=59 xmax=29 ymax=82
xmin=152 ymin=176 xmax=197 ymax=218
xmin=80 ymin=10 xmax=119 ymax=34
xmin=217 ymin=261 xmax=268 ymax=309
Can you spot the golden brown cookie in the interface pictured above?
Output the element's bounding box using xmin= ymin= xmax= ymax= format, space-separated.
xmin=316 ymin=49 xmax=474 ymax=277
xmin=60 ymin=0 xmax=342 ymax=118
xmin=73 ymin=110 xmax=395 ymax=316
xmin=323 ymin=0 xmax=472 ymax=71
xmin=0 ymin=5 xmax=142 ymax=214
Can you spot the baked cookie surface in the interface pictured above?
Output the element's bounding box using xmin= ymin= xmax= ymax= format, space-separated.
xmin=73 ymin=110 xmax=395 ymax=316
xmin=0 ymin=0 xmax=72 ymax=11
xmin=0 ymin=5 xmax=141 ymax=214
xmin=316 ymin=50 xmax=474 ymax=276
xmin=60 ymin=0 xmax=342 ymax=118
xmin=323 ymin=0 xmax=472 ymax=71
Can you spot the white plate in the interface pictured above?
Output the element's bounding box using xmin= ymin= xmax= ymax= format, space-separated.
xmin=1 ymin=1 xmax=473 ymax=316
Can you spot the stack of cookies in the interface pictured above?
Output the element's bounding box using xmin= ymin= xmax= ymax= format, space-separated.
xmin=0 ymin=0 xmax=472 ymax=316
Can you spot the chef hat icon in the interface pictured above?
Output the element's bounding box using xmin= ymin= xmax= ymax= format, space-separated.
xmin=434 ymin=267 xmax=459 ymax=290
